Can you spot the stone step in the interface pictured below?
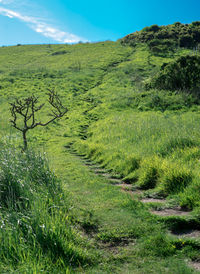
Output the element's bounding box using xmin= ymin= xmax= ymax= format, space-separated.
xmin=151 ymin=207 xmax=190 ymax=217
xmin=116 ymin=183 xmax=133 ymax=187
xmin=141 ymin=198 xmax=166 ymax=203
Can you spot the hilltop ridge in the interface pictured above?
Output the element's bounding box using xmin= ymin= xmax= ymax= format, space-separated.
xmin=121 ymin=21 xmax=200 ymax=54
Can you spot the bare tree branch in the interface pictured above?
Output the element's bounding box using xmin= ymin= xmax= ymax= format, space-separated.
xmin=9 ymin=89 xmax=68 ymax=150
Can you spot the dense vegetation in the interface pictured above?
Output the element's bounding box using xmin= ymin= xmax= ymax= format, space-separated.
xmin=0 ymin=145 xmax=96 ymax=272
xmin=121 ymin=21 xmax=200 ymax=54
xmin=0 ymin=22 xmax=200 ymax=272
xmin=146 ymin=55 xmax=200 ymax=93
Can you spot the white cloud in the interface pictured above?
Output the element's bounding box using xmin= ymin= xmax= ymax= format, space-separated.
xmin=0 ymin=0 xmax=14 ymax=4
xmin=0 ymin=7 xmax=84 ymax=43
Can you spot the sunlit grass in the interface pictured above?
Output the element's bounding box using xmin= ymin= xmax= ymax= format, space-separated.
xmin=0 ymin=144 xmax=96 ymax=273
xmin=0 ymin=40 xmax=199 ymax=272
xmin=75 ymin=111 xmax=200 ymax=208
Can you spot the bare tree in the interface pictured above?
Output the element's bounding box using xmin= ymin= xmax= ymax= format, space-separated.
xmin=10 ymin=89 xmax=68 ymax=151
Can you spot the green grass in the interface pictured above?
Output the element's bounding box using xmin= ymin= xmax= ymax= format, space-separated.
xmin=1 ymin=141 xmax=198 ymax=273
xmin=0 ymin=144 xmax=98 ymax=273
xmin=0 ymin=39 xmax=200 ymax=272
xmin=74 ymin=111 xmax=200 ymax=208
xmin=45 ymin=141 xmax=200 ymax=273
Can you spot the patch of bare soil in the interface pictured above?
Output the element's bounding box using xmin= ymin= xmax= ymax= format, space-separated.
xmin=93 ymin=168 xmax=108 ymax=174
xmin=151 ymin=207 xmax=190 ymax=217
xmin=141 ymin=198 xmax=166 ymax=203
xmin=96 ymin=171 xmax=120 ymax=181
xmin=120 ymin=187 xmax=143 ymax=196
xmin=116 ymin=183 xmax=133 ymax=188
xmin=171 ymin=229 xmax=200 ymax=239
xmin=188 ymin=261 xmax=200 ymax=271
xmin=100 ymin=240 xmax=135 ymax=255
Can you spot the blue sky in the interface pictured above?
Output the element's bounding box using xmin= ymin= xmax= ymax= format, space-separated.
xmin=0 ymin=0 xmax=200 ymax=46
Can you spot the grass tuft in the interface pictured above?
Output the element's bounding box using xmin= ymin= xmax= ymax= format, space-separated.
xmin=162 ymin=166 xmax=193 ymax=195
xmin=0 ymin=144 xmax=96 ymax=272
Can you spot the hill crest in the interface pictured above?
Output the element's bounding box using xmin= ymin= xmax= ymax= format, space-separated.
xmin=120 ymin=21 xmax=200 ymax=53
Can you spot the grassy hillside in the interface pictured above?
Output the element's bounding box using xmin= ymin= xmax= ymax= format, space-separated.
xmin=1 ymin=23 xmax=200 ymax=272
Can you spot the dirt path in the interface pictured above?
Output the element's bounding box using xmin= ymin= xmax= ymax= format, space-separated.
xmin=81 ymin=154 xmax=198 ymax=212
xmin=81 ymin=153 xmax=200 ymax=269
xmin=56 ymin=149 xmax=200 ymax=270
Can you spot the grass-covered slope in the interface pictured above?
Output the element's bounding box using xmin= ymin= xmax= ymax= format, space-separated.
xmin=0 ymin=145 xmax=97 ymax=273
xmin=1 ymin=25 xmax=200 ymax=272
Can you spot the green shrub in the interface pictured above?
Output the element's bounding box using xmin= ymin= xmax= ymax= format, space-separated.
xmin=123 ymin=171 xmax=138 ymax=184
xmin=51 ymin=50 xmax=68 ymax=56
xmin=121 ymin=21 xmax=200 ymax=50
xmin=148 ymin=55 xmax=200 ymax=93
xmin=139 ymin=166 xmax=160 ymax=190
xmin=138 ymin=158 xmax=160 ymax=190
xmin=123 ymin=156 xmax=140 ymax=174
xmin=132 ymin=90 xmax=199 ymax=112
xmin=142 ymin=25 xmax=161 ymax=33
xmin=87 ymin=144 xmax=104 ymax=160
xmin=162 ymin=166 xmax=193 ymax=194
xmin=179 ymin=181 xmax=200 ymax=210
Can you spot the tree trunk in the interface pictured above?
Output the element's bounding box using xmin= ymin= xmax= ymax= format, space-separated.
xmin=23 ymin=130 xmax=28 ymax=151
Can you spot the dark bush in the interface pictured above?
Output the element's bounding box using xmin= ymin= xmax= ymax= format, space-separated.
xmin=147 ymin=55 xmax=200 ymax=94
xmin=179 ymin=35 xmax=194 ymax=48
xmin=120 ymin=21 xmax=200 ymax=51
xmin=142 ymin=25 xmax=160 ymax=33
xmin=192 ymin=21 xmax=200 ymax=27
xmin=51 ymin=50 xmax=68 ymax=56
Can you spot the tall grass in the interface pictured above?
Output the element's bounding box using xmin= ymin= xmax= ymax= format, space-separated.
xmin=0 ymin=38 xmax=199 ymax=273
xmin=74 ymin=111 xmax=200 ymax=209
xmin=0 ymin=144 xmax=95 ymax=273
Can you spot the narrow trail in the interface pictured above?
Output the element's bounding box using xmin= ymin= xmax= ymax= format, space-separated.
xmin=79 ymin=151 xmax=200 ymax=230
xmin=49 ymin=143 xmax=200 ymax=272
xmin=69 ymin=149 xmax=200 ymax=272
